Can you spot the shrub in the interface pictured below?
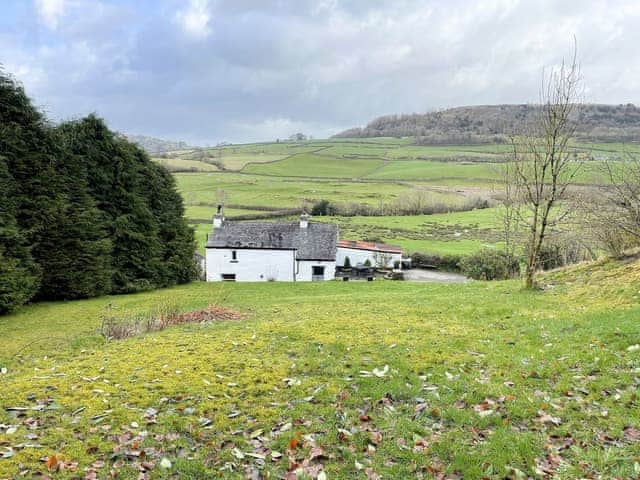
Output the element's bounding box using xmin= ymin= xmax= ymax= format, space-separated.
xmin=458 ymin=249 xmax=520 ymax=281
xmin=311 ymin=199 xmax=331 ymax=216
xmin=410 ymin=252 xmax=464 ymax=272
xmin=343 ymin=256 xmax=351 ymax=268
xmin=364 ymin=259 xmax=372 ymax=267
xmin=539 ymin=238 xmax=594 ymax=270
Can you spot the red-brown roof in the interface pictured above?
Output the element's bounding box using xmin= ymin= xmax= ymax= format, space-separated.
xmin=337 ymin=239 xmax=403 ymax=254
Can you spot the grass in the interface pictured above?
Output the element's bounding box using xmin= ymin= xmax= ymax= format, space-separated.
xmin=173 ymin=138 xmax=627 ymax=260
xmin=192 ymin=223 xmax=211 ymax=253
xmin=151 ymin=158 xmax=219 ymax=172
xmin=184 ymin=205 xmax=268 ymax=222
xmin=365 ymin=160 xmax=502 ymax=182
xmin=1 ymin=258 xmax=640 ymax=478
xmin=243 ymin=153 xmax=384 ymax=178
xmin=315 ymin=208 xmax=503 ymax=255
xmin=174 ymin=173 xmax=463 ymax=209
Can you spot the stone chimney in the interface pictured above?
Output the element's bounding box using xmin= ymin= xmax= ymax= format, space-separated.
xmin=213 ymin=204 xmax=224 ymax=228
xmin=299 ymin=213 xmax=310 ymax=229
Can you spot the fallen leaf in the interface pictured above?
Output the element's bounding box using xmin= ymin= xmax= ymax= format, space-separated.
xmin=365 ymin=467 xmax=381 ymax=479
xmin=46 ymin=454 xmax=58 ymax=471
xmin=624 ymin=426 xmax=640 ymax=442
xmin=372 ymin=365 xmax=389 ymax=378
xmin=369 ymin=431 xmax=383 ymax=445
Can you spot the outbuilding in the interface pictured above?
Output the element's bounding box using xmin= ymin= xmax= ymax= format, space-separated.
xmin=336 ymin=239 xmax=403 ymax=269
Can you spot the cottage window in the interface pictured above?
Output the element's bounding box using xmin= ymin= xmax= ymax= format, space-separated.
xmin=231 ymin=250 xmax=237 ymax=261
xmin=311 ymin=266 xmax=325 ymax=281
xmin=221 ymin=273 xmax=236 ymax=281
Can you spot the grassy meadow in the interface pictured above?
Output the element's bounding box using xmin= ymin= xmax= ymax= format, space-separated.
xmin=164 ymin=137 xmax=633 ymax=258
xmin=1 ymin=257 xmax=639 ymax=478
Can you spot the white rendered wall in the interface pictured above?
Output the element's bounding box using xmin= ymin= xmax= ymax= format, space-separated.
xmin=206 ymin=248 xmax=295 ymax=282
xmin=296 ymin=260 xmax=336 ymax=281
xmin=336 ymin=247 xmax=402 ymax=268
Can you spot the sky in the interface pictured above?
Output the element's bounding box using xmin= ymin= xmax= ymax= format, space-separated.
xmin=2 ymin=0 xmax=640 ymax=145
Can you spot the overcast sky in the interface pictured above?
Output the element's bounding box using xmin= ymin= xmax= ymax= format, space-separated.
xmin=2 ymin=0 xmax=639 ymax=144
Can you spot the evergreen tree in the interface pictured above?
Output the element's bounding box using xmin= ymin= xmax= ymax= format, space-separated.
xmin=141 ymin=159 xmax=197 ymax=286
xmin=58 ymin=116 xmax=195 ymax=293
xmin=0 ymin=158 xmax=39 ymax=313
xmin=1 ymin=71 xmax=112 ymax=301
xmin=1 ymin=71 xmax=196 ymax=312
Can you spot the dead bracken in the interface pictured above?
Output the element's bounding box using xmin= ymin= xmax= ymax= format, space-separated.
xmin=100 ymin=304 xmax=249 ymax=340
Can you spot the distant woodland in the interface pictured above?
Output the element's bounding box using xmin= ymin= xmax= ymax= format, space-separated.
xmin=0 ymin=71 xmax=197 ymax=314
xmin=125 ymin=134 xmax=191 ymax=153
xmin=334 ymin=104 xmax=640 ymax=144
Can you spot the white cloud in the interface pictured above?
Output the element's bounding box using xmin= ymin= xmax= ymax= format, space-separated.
xmin=34 ymin=0 xmax=67 ymax=29
xmin=175 ymin=0 xmax=212 ymax=38
xmin=6 ymin=0 xmax=640 ymax=143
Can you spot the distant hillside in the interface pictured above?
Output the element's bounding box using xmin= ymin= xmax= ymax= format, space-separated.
xmin=125 ymin=134 xmax=191 ymax=153
xmin=334 ymin=104 xmax=640 ymax=144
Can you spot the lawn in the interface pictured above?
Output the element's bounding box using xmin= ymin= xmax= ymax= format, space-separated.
xmin=1 ymin=258 xmax=639 ymax=479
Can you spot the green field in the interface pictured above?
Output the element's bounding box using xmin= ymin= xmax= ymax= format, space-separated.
xmin=168 ymin=138 xmax=638 ymax=259
xmin=1 ymin=257 xmax=639 ymax=478
xmin=175 ymin=173 xmax=467 ymax=210
xmin=151 ymin=157 xmax=220 ymax=172
xmin=316 ymin=208 xmax=503 ymax=255
xmin=243 ymin=153 xmax=384 ymax=178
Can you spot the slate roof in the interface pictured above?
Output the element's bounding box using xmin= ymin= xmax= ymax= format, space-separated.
xmin=206 ymin=221 xmax=339 ymax=261
xmin=337 ymin=239 xmax=403 ymax=254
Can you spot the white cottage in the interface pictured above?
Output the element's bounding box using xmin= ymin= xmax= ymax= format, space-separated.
xmin=205 ymin=212 xmax=338 ymax=282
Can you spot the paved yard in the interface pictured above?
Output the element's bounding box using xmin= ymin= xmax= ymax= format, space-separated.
xmin=402 ymin=268 xmax=469 ymax=282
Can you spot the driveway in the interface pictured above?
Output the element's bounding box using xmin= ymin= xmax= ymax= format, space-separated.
xmin=402 ymin=268 xmax=469 ymax=283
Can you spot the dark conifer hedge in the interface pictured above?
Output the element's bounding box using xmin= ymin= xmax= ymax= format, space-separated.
xmin=0 ymin=70 xmax=196 ymax=313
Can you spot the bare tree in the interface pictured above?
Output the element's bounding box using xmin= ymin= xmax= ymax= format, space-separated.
xmin=582 ymin=153 xmax=640 ymax=255
xmin=507 ymin=43 xmax=586 ymax=288
xmin=498 ymin=160 xmax=522 ymax=268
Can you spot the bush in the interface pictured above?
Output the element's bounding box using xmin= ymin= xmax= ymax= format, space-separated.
xmin=364 ymin=259 xmax=372 ymax=267
xmin=343 ymin=256 xmax=351 ymax=268
xmin=311 ymin=199 xmax=331 ymax=216
xmin=458 ymin=249 xmax=520 ymax=281
xmin=410 ymin=252 xmax=464 ymax=272
xmin=539 ymin=238 xmax=594 ymax=270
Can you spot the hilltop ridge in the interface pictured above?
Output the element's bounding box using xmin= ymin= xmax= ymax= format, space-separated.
xmin=124 ymin=134 xmax=191 ymax=153
xmin=334 ymin=104 xmax=640 ymax=144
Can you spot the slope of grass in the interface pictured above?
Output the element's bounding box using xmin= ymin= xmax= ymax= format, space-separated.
xmin=1 ymin=259 xmax=640 ymax=479
xmin=216 ymin=153 xmax=288 ymax=170
xmin=151 ymin=158 xmax=219 ymax=172
xmin=316 ymin=208 xmax=503 ymax=255
xmin=243 ymin=154 xmax=383 ymax=178
xmin=365 ymin=160 xmax=502 ymax=181
xmin=174 ymin=173 xmax=464 ymax=210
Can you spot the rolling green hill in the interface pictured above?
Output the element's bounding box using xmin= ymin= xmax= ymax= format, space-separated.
xmin=162 ymin=137 xmax=636 ymax=259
